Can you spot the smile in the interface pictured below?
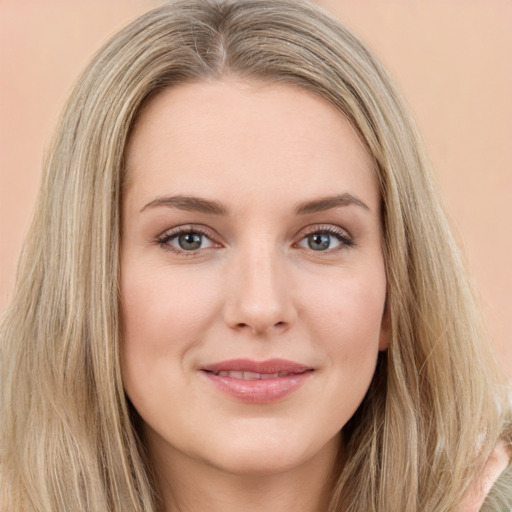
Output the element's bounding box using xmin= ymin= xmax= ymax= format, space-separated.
xmin=200 ymin=359 xmax=314 ymax=403
xmin=209 ymin=370 xmax=299 ymax=379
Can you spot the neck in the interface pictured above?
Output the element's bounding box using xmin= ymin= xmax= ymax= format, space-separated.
xmin=149 ymin=435 xmax=341 ymax=512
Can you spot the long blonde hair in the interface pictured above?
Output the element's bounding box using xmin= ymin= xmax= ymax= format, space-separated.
xmin=1 ymin=1 xmax=510 ymax=511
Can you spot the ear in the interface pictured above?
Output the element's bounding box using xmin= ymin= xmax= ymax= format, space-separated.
xmin=378 ymin=301 xmax=390 ymax=351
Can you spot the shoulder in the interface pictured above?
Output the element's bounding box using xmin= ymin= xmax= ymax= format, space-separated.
xmin=459 ymin=440 xmax=512 ymax=512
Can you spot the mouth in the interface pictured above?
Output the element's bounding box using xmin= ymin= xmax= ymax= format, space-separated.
xmin=205 ymin=370 xmax=304 ymax=379
xmin=200 ymin=359 xmax=314 ymax=403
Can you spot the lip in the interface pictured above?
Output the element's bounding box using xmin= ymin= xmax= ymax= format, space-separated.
xmin=200 ymin=358 xmax=314 ymax=403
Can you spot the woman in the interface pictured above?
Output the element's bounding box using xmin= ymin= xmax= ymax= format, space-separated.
xmin=1 ymin=0 xmax=510 ymax=511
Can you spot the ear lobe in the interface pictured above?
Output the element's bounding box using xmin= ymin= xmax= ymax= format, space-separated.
xmin=378 ymin=303 xmax=390 ymax=351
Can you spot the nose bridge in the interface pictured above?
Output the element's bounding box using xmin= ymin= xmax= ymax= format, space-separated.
xmin=224 ymin=237 xmax=294 ymax=335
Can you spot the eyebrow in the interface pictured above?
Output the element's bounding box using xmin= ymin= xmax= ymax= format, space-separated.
xmin=294 ymin=193 xmax=370 ymax=215
xmin=140 ymin=192 xmax=370 ymax=215
xmin=140 ymin=195 xmax=228 ymax=215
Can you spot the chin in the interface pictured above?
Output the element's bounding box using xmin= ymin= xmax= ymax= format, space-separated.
xmin=197 ymin=427 xmax=341 ymax=477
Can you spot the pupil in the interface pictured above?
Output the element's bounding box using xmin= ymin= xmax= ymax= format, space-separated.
xmin=179 ymin=233 xmax=202 ymax=250
xmin=308 ymin=233 xmax=330 ymax=251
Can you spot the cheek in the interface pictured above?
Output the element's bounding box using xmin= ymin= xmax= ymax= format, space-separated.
xmin=119 ymin=261 xmax=222 ymax=394
xmin=299 ymin=265 xmax=386 ymax=392
xmin=121 ymin=260 xmax=220 ymax=338
xmin=303 ymin=267 xmax=386 ymax=343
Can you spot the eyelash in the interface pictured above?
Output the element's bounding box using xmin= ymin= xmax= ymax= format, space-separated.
xmin=298 ymin=225 xmax=354 ymax=252
xmin=156 ymin=225 xmax=217 ymax=257
xmin=156 ymin=224 xmax=354 ymax=256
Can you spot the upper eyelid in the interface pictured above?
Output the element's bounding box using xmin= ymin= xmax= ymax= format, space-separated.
xmin=296 ymin=224 xmax=352 ymax=240
xmin=157 ymin=224 xmax=218 ymax=240
xmin=156 ymin=223 xmax=352 ymax=240
xmin=156 ymin=225 xmax=220 ymax=257
xmin=157 ymin=223 xmax=350 ymax=238
xmin=294 ymin=225 xmax=355 ymax=254
xmin=155 ymin=225 xmax=221 ymax=255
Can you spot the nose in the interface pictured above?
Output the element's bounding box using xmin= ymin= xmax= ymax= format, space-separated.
xmin=222 ymin=243 xmax=296 ymax=336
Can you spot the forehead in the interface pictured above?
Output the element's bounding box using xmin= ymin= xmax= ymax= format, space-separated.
xmin=124 ymin=79 xmax=379 ymax=212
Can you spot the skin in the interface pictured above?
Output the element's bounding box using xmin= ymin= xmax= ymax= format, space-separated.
xmin=120 ymin=79 xmax=389 ymax=512
xmin=459 ymin=441 xmax=511 ymax=512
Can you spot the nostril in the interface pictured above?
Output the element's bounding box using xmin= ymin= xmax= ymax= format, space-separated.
xmin=234 ymin=320 xmax=287 ymax=333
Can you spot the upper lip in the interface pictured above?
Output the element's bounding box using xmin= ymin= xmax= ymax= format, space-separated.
xmin=201 ymin=358 xmax=313 ymax=374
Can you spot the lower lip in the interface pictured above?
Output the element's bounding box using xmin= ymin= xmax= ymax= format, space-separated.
xmin=201 ymin=371 xmax=313 ymax=403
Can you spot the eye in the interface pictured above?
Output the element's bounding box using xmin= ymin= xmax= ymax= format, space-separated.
xmin=174 ymin=232 xmax=211 ymax=251
xmin=297 ymin=227 xmax=353 ymax=252
xmin=157 ymin=227 xmax=217 ymax=254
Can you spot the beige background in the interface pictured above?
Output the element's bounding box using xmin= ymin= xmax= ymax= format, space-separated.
xmin=1 ymin=1 xmax=511 ymax=376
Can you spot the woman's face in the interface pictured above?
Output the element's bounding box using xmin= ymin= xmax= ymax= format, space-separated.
xmin=120 ymin=80 xmax=388 ymax=477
